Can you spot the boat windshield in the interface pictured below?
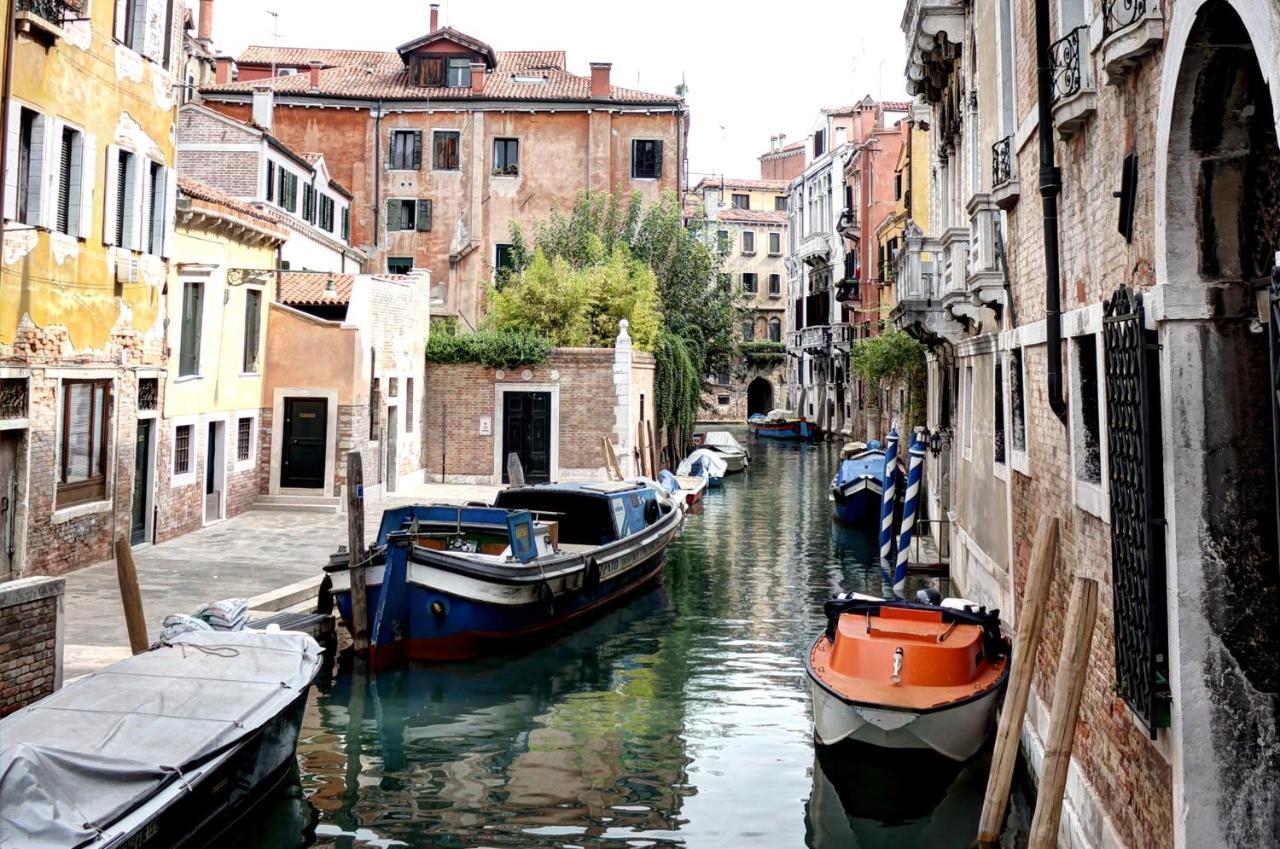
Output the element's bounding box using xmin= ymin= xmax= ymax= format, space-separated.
xmin=494 ymin=489 xmax=621 ymax=546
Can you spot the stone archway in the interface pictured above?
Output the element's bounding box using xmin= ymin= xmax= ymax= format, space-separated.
xmin=1158 ymin=3 xmax=1280 ymax=845
xmin=746 ymin=377 xmax=773 ymax=418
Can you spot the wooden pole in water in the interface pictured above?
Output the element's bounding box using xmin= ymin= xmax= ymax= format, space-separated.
xmin=346 ymin=452 xmax=369 ymax=654
xmin=646 ymin=420 xmax=659 ymax=476
xmin=636 ymin=421 xmax=649 ymax=478
xmin=977 ymin=516 xmax=1060 ymax=844
xmin=1026 ymin=574 xmax=1099 ymax=849
xmin=601 ymin=436 xmax=623 ymax=481
xmin=114 ymin=539 xmax=149 ymax=654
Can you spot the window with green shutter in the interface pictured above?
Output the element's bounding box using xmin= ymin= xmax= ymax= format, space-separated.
xmin=242 ymin=289 xmax=262 ymax=373
xmin=179 ymin=281 xmax=204 ymax=377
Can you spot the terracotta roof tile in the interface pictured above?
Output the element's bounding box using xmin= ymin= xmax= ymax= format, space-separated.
xmin=715 ymin=209 xmax=788 ymax=225
xmin=236 ymin=45 xmax=397 ymax=69
xmin=277 ymin=271 xmax=355 ymax=306
xmin=692 ymin=177 xmax=790 ymax=192
xmin=177 ymin=176 xmax=289 ymax=239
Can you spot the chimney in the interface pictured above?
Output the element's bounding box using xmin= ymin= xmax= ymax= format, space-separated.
xmin=589 ymin=62 xmax=611 ymax=99
xmin=769 ymin=134 xmax=777 ymax=152
xmin=252 ymin=86 xmax=274 ymax=132
xmin=470 ymin=61 xmax=485 ymax=96
xmin=779 ymin=133 xmax=787 ymax=149
xmin=308 ymin=61 xmax=322 ymax=91
xmin=198 ymin=0 xmax=213 ymax=40
xmin=429 ymin=2 xmax=439 ymax=31
xmin=214 ymin=56 xmax=233 ymax=84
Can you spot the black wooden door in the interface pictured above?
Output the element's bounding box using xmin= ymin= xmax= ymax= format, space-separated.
xmin=131 ymin=420 xmax=150 ymax=545
xmin=0 ymin=432 xmax=18 ymax=579
xmin=502 ymin=392 xmax=551 ymax=484
xmin=282 ymin=398 xmax=327 ymax=489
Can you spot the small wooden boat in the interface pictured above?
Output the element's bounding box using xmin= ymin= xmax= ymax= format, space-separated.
xmin=806 ymin=594 xmax=1009 ymax=761
xmin=830 ymin=442 xmax=885 ymax=526
xmin=0 ymin=630 xmax=322 ymax=849
xmin=328 ymin=480 xmax=683 ymax=665
xmin=694 ymin=431 xmax=749 ymax=472
xmin=748 ymin=409 xmax=816 ymax=440
xmin=676 ymin=448 xmax=728 ymax=487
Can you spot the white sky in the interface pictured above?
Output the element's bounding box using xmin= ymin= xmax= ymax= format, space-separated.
xmin=198 ymin=0 xmax=909 ymax=180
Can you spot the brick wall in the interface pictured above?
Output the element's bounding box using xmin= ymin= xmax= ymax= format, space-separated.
xmin=0 ymin=577 xmax=64 ymax=716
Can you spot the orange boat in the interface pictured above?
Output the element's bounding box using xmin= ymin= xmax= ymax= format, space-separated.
xmin=806 ymin=594 xmax=1009 ymax=761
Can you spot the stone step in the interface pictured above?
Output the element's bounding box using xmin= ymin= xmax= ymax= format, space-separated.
xmin=253 ymin=494 xmax=342 ymax=513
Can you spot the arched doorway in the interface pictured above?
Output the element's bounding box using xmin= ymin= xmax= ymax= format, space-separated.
xmin=1159 ymin=3 xmax=1280 ymax=844
xmin=746 ymin=377 xmax=773 ymax=418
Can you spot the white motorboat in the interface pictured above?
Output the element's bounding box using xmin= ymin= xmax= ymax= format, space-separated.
xmin=696 ymin=431 xmax=749 ymax=473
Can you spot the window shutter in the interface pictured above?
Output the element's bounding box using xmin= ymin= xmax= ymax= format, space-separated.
xmin=416 ymin=199 xmax=431 ymax=232
xmin=77 ymin=133 xmax=94 ymax=239
xmin=3 ymin=104 xmax=18 ymax=219
xmin=64 ymin=382 xmax=92 ymax=482
xmin=652 ymin=141 xmax=664 ymax=178
xmin=265 ymin=160 xmax=274 ymax=201
xmin=143 ymin=0 xmax=164 ymax=60
xmin=128 ymin=157 xmax=144 ymax=251
xmin=25 ymin=114 xmax=47 ymax=228
xmin=159 ymin=167 xmax=176 ymax=257
xmin=102 ymin=145 xmax=119 ymax=245
xmin=412 ymin=132 xmax=422 ymax=170
xmin=385 ymin=199 xmax=398 ymax=231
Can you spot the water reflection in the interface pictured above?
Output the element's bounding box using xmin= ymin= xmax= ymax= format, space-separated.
xmin=242 ymin=433 xmax=1022 ymax=848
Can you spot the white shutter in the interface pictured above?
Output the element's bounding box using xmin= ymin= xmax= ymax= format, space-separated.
xmin=45 ymin=118 xmax=65 ymax=232
xmin=129 ymin=155 xmax=144 ymax=252
xmin=102 ymin=144 xmax=119 ymax=245
xmin=25 ymin=113 xmax=46 ymax=228
xmin=79 ymin=133 xmax=95 ymax=239
xmin=143 ymin=0 xmax=163 ymax=61
xmin=3 ymin=102 xmax=18 ymax=220
xmin=113 ymin=0 xmax=128 ymax=42
xmin=159 ymin=166 xmax=176 ymax=258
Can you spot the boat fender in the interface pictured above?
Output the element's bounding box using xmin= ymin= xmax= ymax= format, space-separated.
xmin=915 ymin=587 xmax=943 ymax=606
xmin=582 ymin=559 xmax=601 ymax=599
xmin=644 ymin=498 xmax=660 ymax=525
xmin=536 ymin=581 xmax=556 ymax=617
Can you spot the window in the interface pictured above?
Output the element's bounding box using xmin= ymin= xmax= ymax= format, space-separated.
xmin=237 ymin=417 xmax=253 ymax=462
xmin=341 ymin=207 xmax=350 ymax=242
xmin=768 ymin=318 xmax=782 ymax=342
xmin=58 ymin=380 xmax=111 ymax=507
xmin=386 ymin=199 xmax=432 ymax=232
xmin=108 ymin=149 xmax=136 ymax=247
xmin=405 ymin=378 xmax=414 ymax=433
xmin=115 ymin=0 xmax=171 ymax=62
xmin=732 ymin=193 xmax=749 ymax=210
xmin=769 ymin=231 xmax=781 ymax=255
xmin=631 ymin=139 xmax=663 ymax=179
xmin=813 ymin=129 xmax=826 ymax=158
xmin=994 ymin=359 xmax=1006 ymax=465
xmin=369 ymin=377 xmax=380 ymax=440
xmin=302 ymin=182 xmax=314 ymax=222
xmin=55 ymin=125 xmax=84 ymax=236
xmin=387 ymin=256 xmax=413 ymax=274
xmin=963 ymin=364 xmax=974 ymax=460
xmin=742 ymin=321 xmax=754 ymax=341
xmin=415 ymin=55 xmax=447 ymax=87
xmin=768 ymin=273 xmax=781 ymax=296
xmin=389 ymin=130 xmax=422 ymax=170
xmin=276 ymin=168 xmax=297 ymax=212
xmin=446 ymin=57 xmax=472 ymax=88
xmin=742 ymin=272 xmax=758 ymax=293
xmin=717 ymin=394 xmax=731 ymax=406
xmin=493 ymin=138 xmax=519 ymax=176
xmin=495 ymin=243 xmax=517 ymax=275
xmin=242 ymin=289 xmax=262 ymax=373
xmin=178 ymin=281 xmax=203 ymax=377
xmin=774 ymin=196 xmax=787 ymax=211
xmin=716 ymin=229 xmax=729 ymax=254
xmin=742 ymin=231 xmax=755 ymax=255
xmin=1010 ymin=348 xmax=1027 ymax=453
xmin=894 ymin=172 xmax=903 ymax=200
xmin=1073 ymin=334 xmax=1102 ymax=484
xmin=433 ymin=131 xmax=460 ymax=171
xmin=173 ymin=423 xmax=192 ymax=475
xmin=716 ymin=369 xmax=730 ymax=386
xmin=265 ymin=161 xmax=274 ymax=202
xmin=318 ymin=194 xmax=335 ymax=232
xmin=145 ymin=160 xmax=164 ymax=254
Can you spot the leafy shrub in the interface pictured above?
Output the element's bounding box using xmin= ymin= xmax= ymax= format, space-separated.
xmin=425 ymin=326 xmax=550 ymax=369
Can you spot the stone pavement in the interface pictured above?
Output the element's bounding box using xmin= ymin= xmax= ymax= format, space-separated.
xmin=61 ymin=481 xmax=502 ymax=678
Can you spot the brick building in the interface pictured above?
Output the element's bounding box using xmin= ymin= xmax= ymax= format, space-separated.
xmin=686 ymin=176 xmax=789 ymax=422
xmin=197 ymin=4 xmax=687 ymax=328
xmin=758 ymin=135 xmax=805 ymax=182
xmin=898 ymin=1 xmax=1280 ymax=847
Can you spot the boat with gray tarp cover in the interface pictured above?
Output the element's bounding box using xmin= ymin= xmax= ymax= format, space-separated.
xmin=0 ymin=630 xmax=322 ymax=849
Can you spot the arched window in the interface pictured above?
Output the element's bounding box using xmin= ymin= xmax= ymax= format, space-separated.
xmin=768 ymin=318 xmax=781 ymax=342
xmin=742 ymin=321 xmax=755 ymax=341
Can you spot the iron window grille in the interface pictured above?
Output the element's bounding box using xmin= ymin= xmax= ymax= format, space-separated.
xmin=0 ymin=379 xmax=27 ymax=420
xmin=1102 ymin=0 xmax=1148 ymax=38
xmin=137 ymin=377 xmax=158 ymax=412
xmin=993 ymin=136 xmax=1014 ymax=187
xmin=174 ymin=424 xmax=191 ymax=474
xmin=1102 ymin=284 xmax=1171 ymax=738
xmin=237 ymin=417 xmax=252 ymax=462
xmin=18 ymin=0 xmax=81 ymax=26
xmin=1050 ymin=26 xmax=1088 ymax=103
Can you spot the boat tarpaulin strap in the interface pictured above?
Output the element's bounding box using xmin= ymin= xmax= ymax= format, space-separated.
xmin=0 ymin=630 xmax=322 ymax=849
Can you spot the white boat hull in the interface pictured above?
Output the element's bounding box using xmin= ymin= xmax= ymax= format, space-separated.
xmin=808 ymin=676 xmax=1002 ymax=762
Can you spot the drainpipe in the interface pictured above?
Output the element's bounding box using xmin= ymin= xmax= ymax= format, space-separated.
xmin=1036 ymin=0 xmax=1068 ymax=424
xmin=373 ymin=99 xmax=383 ymax=255
xmin=0 ymin=0 xmax=14 ymax=246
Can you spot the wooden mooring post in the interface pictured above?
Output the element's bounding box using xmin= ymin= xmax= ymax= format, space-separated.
xmin=507 ymin=452 xmax=526 ymax=486
xmin=346 ymin=452 xmax=369 ymax=654
xmin=114 ymin=539 xmax=149 ymax=654
xmin=1026 ymin=574 xmax=1099 ymax=849
xmin=977 ymin=516 xmax=1059 ymax=843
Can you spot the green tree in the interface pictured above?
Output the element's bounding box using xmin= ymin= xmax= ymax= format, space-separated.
xmin=848 ymin=328 xmax=927 ymax=427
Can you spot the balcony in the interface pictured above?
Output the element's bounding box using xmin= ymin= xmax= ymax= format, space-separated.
xmin=1050 ymin=26 xmax=1097 ymax=139
xmin=902 ymin=0 xmax=966 ymax=104
xmin=938 ymin=227 xmax=969 ymax=300
xmin=890 ymin=225 xmax=964 ymax=345
xmin=831 ymin=322 xmax=854 ymax=350
xmin=15 ymin=0 xmax=79 ymax=44
xmin=788 ymin=330 xmax=802 ymax=350
xmin=991 ymin=136 xmax=1019 ymax=209
xmin=837 ymin=207 xmax=859 ymax=240
xmin=797 ymin=231 xmax=832 ymax=266
xmin=1100 ymin=0 xmax=1163 ymax=84
xmin=800 ymin=325 xmax=830 ymax=351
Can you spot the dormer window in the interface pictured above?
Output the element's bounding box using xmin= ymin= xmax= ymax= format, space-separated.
xmin=447 ymin=58 xmax=472 ymax=88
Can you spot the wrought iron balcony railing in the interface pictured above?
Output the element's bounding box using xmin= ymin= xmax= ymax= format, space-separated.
xmin=1050 ymin=26 xmax=1088 ymax=103
xmin=17 ymin=0 xmax=79 ymax=25
xmin=1102 ymin=0 xmax=1147 ymax=38
xmin=992 ymin=136 xmax=1013 ymax=187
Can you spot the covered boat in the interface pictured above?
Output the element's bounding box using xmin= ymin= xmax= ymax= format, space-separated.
xmin=694 ymin=431 xmax=749 ymax=472
xmin=328 ymin=480 xmax=683 ymax=664
xmin=676 ymin=447 xmax=728 ymax=487
xmin=748 ymin=408 xmax=815 ymax=440
xmin=830 ymin=442 xmax=885 ymax=526
xmin=0 ymin=630 xmax=322 ymax=849
xmin=805 ymin=594 xmax=1009 ymax=761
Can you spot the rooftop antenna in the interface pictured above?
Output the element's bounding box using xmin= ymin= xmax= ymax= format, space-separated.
xmin=266 ymin=10 xmax=281 ymax=78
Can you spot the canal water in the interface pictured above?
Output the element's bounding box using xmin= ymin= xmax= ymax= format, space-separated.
xmin=238 ymin=433 xmax=1031 ymax=848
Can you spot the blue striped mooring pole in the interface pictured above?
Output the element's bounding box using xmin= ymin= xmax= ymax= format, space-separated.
xmin=892 ymin=432 xmax=927 ymax=598
xmin=878 ymin=429 xmax=900 ymax=598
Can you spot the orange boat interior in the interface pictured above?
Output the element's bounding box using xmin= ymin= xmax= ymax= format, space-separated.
xmin=810 ymin=605 xmax=1007 ymax=712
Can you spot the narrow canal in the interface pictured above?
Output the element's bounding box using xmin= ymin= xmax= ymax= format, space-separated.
xmin=240 ymin=432 xmax=1031 ymax=848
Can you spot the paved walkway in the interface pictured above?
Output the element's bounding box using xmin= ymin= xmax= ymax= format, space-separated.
xmin=62 ymin=481 xmax=502 ymax=678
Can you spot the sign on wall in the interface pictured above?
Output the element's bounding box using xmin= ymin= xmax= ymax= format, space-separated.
xmin=479 ymin=416 xmax=491 ymax=435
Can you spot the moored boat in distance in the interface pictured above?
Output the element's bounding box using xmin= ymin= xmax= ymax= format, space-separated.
xmin=328 ymin=480 xmax=683 ymax=664
xmin=0 ymin=630 xmax=323 ymax=849
xmin=676 ymin=448 xmax=728 ymax=488
xmin=830 ymin=441 xmax=885 ymax=527
xmin=693 ymin=431 xmax=750 ymax=472
xmin=748 ymin=409 xmax=816 ymax=441
xmin=805 ymin=593 xmax=1009 ymax=761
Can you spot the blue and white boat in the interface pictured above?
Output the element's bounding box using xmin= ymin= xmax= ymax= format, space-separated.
xmin=327 ymin=480 xmax=682 ymax=665
xmin=830 ymin=442 xmax=886 ymax=527
xmin=676 ymin=448 xmax=728 ymax=488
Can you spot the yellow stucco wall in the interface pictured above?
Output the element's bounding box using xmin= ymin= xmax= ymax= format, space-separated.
xmin=2 ymin=5 xmax=177 ymax=351
xmin=164 ymin=227 xmax=277 ymax=418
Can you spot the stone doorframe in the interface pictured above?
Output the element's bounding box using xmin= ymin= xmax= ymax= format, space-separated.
xmin=268 ymin=388 xmax=338 ymax=497
xmin=492 ymin=383 xmax=560 ymax=484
